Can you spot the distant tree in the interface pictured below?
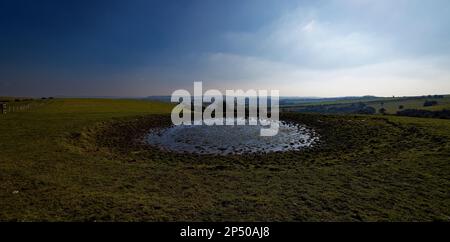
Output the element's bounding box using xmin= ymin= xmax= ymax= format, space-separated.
xmin=399 ymin=105 xmax=404 ymax=110
xmin=397 ymin=109 xmax=450 ymax=119
xmin=423 ymin=100 xmax=438 ymax=107
xmin=356 ymin=106 xmax=376 ymax=115
xmin=379 ymin=108 xmax=386 ymax=115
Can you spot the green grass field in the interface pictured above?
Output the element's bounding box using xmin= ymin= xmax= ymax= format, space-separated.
xmin=282 ymin=95 xmax=450 ymax=114
xmin=367 ymin=96 xmax=450 ymax=114
xmin=0 ymin=98 xmax=449 ymax=221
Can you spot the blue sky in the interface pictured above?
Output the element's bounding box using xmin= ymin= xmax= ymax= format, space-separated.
xmin=1 ymin=0 xmax=449 ymax=97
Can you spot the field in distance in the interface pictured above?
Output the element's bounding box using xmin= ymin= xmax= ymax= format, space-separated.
xmin=281 ymin=94 xmax=450 ymax=115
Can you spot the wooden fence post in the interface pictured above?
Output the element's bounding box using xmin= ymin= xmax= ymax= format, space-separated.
xmin=1 ymin=103 xmax=6 ymax=114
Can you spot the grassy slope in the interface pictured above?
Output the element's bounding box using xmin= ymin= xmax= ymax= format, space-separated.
xmin=281 ymin=96 xmax=386 ymax=108
xmin=282 ymin=95 xmax=450 ymax=114
xmin=367 ymin=96 xmax=450 ymax=114
xmin=0 ymin=99 xmax=449 ymax=221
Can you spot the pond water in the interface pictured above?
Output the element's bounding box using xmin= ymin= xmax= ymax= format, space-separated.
xmin=146 ymin=119 xmax=318 ymax=155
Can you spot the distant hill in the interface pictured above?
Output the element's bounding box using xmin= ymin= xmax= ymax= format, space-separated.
xmin=282 ymin=94 xmax=450 ymax=116
xmin=147 ymin=95 xmax=383 ymax=104
xmin=146 ymin=96 xmax=172 ymax=102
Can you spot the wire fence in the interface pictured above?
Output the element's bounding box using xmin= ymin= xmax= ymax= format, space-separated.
xmin=0 ymin=100 xmax=48 ymax=114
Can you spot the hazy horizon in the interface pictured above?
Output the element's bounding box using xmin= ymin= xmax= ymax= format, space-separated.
xmin=1 ymin=0 xmax=450 ymax=97
xmin=47 ymin=93 xmax=450 ymax=100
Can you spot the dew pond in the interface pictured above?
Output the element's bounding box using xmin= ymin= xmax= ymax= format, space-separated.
xmin=146 ymin=118 xmax=318 ymax=155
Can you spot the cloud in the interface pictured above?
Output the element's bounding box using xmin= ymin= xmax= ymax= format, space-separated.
xmin=171 ymin=52 xmax=450 ymax=97
xmin=222 ymin=6 xmax=400 ymax=71
xmin=193 ymin=1 xmax=450 ymax=96
xmin=302 ymin=20 xmax=315 ymax=32
xmin=134 ymin=0 xmax=450 ymax=96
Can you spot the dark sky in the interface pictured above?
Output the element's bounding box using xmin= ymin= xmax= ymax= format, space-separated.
xmin=1 ymin=0 xmax=449 ymax=97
